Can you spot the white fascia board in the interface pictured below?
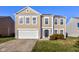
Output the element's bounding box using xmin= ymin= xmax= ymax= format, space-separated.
xmin=28 ymin=7 xmax=41 ymax=15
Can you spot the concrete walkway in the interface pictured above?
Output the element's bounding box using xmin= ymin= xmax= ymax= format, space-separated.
xmin=0 ymin=39 xmax=37 ymax=52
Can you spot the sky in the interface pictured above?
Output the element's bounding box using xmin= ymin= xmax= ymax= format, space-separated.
xmin=0 ymin=6 xmax=79 ymax=23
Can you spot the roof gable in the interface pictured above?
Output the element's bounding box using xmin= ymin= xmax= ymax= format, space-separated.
xmin=16 ymin=7 xmax=41 ymax=15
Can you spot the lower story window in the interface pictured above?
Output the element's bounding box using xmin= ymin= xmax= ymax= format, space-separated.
xmin=60 ymin=30 xmax=63 ymax=34
xmin=77 ymin=23 xmax=79 ymax=28
xmin=54 ymin=30 xmax=57 ymax=34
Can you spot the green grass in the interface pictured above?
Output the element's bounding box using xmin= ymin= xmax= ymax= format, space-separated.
xmin=0 ymin=37 xmax=15 ymax=44
xmin=32 ymin=37 xmax=79 ymax=52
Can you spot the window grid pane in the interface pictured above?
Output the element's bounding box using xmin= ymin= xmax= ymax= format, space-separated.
xmin=54 ymin=30 xmax=57 ymax=34
xmin=60 ymin=30 xmax=63 ymax=34
xmin=54 ymin=19 xmax=57 ymax=24
xmin=77 ymin=23 xmax=79 ymax=27
xmin=45 ymin=18 xmax=48 ymax=24
xmin=26 ymin=17 xmax=29 ymax=24
xmin=60 ymin=19 xmax=63 ymax=25
xmin=19 ymin=17 xmax=23 ymax=24
xmin=33 ymin=17 xmax=36 ymax=24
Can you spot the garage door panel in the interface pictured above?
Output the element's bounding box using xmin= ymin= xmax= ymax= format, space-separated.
xmin=18 ymin=30 xmax=39 ymax=39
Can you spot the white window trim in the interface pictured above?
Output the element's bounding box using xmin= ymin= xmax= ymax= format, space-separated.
xmin=59 ymin=28 xmax=64 ymax=34
xmin=44 ymin=17 xmax=49 ymax=25
xmin=60 ymin=18 xmax=64 ymax=25
xmin=54 ymin=18 xmax=58 ymax=25
xmin=18 ymin=16 xmax=24 ymax=25
xmin=25 ymin=16 xmax=30 ymax=25
xmin=54 ymin=28 xmax=58 ymax=34
xmin=32 ymin=16 xmax=37 ymax=25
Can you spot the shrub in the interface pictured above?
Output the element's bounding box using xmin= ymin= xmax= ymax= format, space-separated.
xmin=10 ymin=33 xmax=15 ymax=37
xmin=50 ymin=34 xmax=64 ymax=40
xmin=0 ymin=34 xmax=2 ymax=37
xmin=0 ymin=33 xmax=15 ymax=38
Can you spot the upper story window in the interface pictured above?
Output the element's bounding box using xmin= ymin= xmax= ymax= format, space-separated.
xmin=25 ymin=17 xmax=30 ymax=24
xmin=44 ymin=17 xmax=49 ymax=24
xmin=60 ymin=19 xmax=63 ymax=25
xmin=77 ymin=23 xmax=79 ymax=28
xmin=32 ymin=16 xmax=37 ymax=24
xmin=60 ymin=30 xmax=63 ymax=34
xmin=54 ymin=19 xmax=57 ymax=25
xmin=18 ymin=16 xmax=24 ymax=25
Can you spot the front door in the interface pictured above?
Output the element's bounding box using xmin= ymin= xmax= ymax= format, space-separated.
xmin=44 ymin=30 xmax=49 ymax=37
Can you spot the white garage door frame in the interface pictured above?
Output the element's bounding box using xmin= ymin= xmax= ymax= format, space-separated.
xmin=17 ymin=28 xmax=39 ymax=39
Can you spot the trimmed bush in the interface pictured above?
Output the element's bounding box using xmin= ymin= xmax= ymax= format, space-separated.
xmin=0 ymin=33 xmax=15 ymax=38
xmin=50 ymin=34 xmax=64 ymax=40
xmin=10 ymin=33 xmax=15 ymax=37
xmin=0 ymin=34 xmax=2 ymax=37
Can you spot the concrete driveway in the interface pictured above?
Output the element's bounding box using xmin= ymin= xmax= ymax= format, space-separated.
xmin=0 ymin=39 xmax=37 ymax=52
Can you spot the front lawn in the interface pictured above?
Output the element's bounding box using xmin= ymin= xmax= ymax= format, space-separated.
xmin=32 ymin=37 xmax=79 ymax=52
xmin=0 ymin=37 xmax=15 ymax=44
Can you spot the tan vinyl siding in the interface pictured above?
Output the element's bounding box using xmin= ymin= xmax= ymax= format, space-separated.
xmin=15 ymin=7 xmax=41 ymax=39
xmin=16 ymin=15 xmax=41 ymax=29
xmin=53 ymin=16 xmax=66 ymax=37
xmin=54 ymin=17 xmax=66 ymax=29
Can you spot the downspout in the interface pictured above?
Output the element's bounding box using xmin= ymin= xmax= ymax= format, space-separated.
xmin=40 ymin=15 xmax=42 ymax=39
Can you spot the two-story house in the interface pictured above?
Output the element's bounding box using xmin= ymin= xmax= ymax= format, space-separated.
xmin=0 ymin=16 xmax=14 ymax=36
xmin=15 ymin=7 xmax=66 ymax=39
xmin=67 ymin=17 xmax=79 ymax=37
xmin=53 ymin=15 xmax=66 ymax=38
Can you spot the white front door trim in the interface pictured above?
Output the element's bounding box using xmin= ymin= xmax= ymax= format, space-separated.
xmin=42 ymin=29 xmax=52 ymax=39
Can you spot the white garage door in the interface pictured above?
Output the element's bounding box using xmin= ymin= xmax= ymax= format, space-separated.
xmin=18 ymin=30 xmax=39 ymax=39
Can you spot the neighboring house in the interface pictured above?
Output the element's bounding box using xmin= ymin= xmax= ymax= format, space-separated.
xmin=0 ymin=16 xmax=14 ymax=36
xmin=15 ymin=7 xmax=66 ymax=39
xmin=67 ymin=17 xmax=79 ymax=37
xmin=53 ymin=15 xmax=66 ymax=38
